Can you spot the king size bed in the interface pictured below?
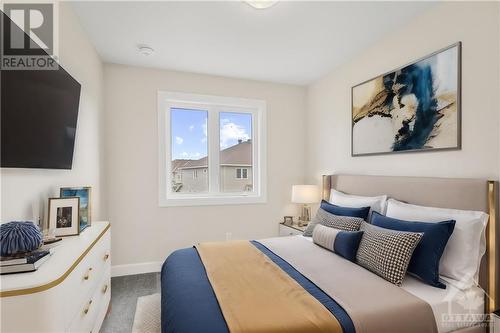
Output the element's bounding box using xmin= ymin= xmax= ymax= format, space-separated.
xmin=161 ymin=175 xmax=499 ymax=333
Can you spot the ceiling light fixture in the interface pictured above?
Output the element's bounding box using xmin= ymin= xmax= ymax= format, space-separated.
xmin=137 ymin=45 xmax=154 ymax=56
xmin=245 ymin=1 xmax=278 ymax=10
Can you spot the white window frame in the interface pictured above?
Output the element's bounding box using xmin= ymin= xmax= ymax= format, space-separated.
xmin=158 ymin=91 xmax=267 ymax=206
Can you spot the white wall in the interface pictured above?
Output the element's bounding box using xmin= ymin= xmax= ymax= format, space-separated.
xmin=306 ymin=2 xmax=500 ymax=186
xmin=104 ymin=64 xmax=306 ymax=269
xmin=1 ymin=3 xmax=105 ymax=224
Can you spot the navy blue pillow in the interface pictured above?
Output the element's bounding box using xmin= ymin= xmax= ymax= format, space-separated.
xmin=334 ymin=231 xmax=364 ymax=262
xmin=320 ymin=200 xmax=370 ymax=220
xmin=371 ymin=212 xmax=455 ymax=289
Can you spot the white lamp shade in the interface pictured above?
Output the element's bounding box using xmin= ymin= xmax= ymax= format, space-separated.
xmin=291 ymin=185 xmax=319 ymax=204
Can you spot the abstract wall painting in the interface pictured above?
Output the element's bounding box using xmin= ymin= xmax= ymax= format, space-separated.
xmin=352 ymin=43 xmax=461 ymax=156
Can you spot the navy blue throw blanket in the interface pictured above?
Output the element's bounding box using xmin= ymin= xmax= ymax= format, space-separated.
xmin=161 ymin=241 xmax=355 ymax=333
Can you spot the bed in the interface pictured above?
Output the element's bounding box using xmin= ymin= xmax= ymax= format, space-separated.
xmin=161 ymin=174 xmax=498 ymax=333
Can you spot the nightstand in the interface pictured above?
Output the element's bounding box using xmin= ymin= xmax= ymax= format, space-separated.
xmin=491 ymin=310 xmax=499 ymax=333
xmin=279 ymin=222 xmax=307 ymax=236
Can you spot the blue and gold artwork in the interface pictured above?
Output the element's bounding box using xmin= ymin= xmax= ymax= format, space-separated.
xmin=352 ymin=43 xmax=461 ymax=156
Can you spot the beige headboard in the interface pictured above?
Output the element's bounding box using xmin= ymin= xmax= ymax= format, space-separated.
xmin=322 ymin=174 xmax=498 ymax=313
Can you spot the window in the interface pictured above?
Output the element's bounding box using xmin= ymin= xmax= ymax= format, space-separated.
xmin=170 ymin=108 xmax=208 ymax=193
xmin=236 ymin=168 xmax=248 ymax=179
xmin=158 ymin=91 xmax=267 ymax=206
xmin=175 ymin=173 xmax=182 ymax=182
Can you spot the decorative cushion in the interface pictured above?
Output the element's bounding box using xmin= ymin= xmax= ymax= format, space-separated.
xmin=303 ymin=208 xmax=364 ymax=237
xmin=0 ymin=221 xmax=43 ymax=256
xmin=371 ymin=212 xmax=455 ymax=289
xmin=329 ymin=189 xmax=388 ymax=220
xmin=356 ymin=222 xmax=423 ymax=286
xmin=320 ymin=200 xmax=371 ymax=220
xmin=385 ymin=198 xmax=488 ymax=290
xmin=312 ymin=224 xmax=363 ymax=262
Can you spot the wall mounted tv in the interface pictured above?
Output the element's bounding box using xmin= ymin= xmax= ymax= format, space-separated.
xmin=1 ymin=13 xmax=81 ymax=169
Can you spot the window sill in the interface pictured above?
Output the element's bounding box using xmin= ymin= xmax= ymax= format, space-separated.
xmin=159 ymin=194 xmax=267 ymax=207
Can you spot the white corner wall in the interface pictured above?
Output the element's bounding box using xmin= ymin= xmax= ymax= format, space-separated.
xmin=306 ymin=2 xmax=500 ymax=185
xmin=103 ymin=64 xmax=306 ymax=269
xmin=1 ymin=3 xmax=105 ymax=223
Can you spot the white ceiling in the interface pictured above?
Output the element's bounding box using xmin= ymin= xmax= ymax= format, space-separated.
xmin=71 ymin=1 xmax=435 ymax=85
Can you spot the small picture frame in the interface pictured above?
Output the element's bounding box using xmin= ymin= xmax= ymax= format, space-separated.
xmin=60 ymin=186 xmax=92 ymax=232
xmin=48 ymin=197 xmax=80 ymax=237
xmin=283 ymin=216 xmax=293 ymax=225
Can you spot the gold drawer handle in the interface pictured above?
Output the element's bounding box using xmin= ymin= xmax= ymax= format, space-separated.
xmin=83 ymin=300 xmax=92 ymax=315
xmin=103 ymin=254 xmax=110 ymax=261
xmin=83 ymin=267 xmax=93 ymax=280
xmin=102 ymin=284 xmax=108 ymax=294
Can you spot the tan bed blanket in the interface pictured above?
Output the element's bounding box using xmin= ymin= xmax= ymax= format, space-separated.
xmin=196 ymin=240 xmax=343 ymax=333
xmin=259 ymin=236 xmax=438 ymax=333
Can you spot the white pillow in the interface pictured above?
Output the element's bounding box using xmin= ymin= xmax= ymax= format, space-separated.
xmin=329 ymin=189 xmax=388 ymax=220
xmin=385 ymin=198 xmax=488 ymax=290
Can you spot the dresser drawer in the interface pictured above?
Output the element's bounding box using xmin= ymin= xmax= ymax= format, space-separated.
xmin=63 ymin=230 xmax=111 ymax=326
xmin=68 ymin=267 xmax=110 ymax=333
xmin=91 ymin=276 xmax=111 ymax=333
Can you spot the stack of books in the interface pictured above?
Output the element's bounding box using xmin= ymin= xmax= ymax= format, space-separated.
xmin=0 ymin=250 xmax=51 ymax=274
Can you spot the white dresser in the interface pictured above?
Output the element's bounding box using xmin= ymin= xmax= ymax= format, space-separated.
xmin=0 ymin=221 xmax=111 ymax=333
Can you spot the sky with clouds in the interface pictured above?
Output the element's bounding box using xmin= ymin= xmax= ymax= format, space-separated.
xmin=171 ymin=108 xmax=252 ymax=161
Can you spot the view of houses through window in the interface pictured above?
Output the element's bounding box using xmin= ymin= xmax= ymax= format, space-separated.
xmin=219 ymin=112 xmax=252 ymax=193
xmin=171 ymin=108 xmax=253 ymax=194
xmin=171 ymin=108 xmax=209 ymax=193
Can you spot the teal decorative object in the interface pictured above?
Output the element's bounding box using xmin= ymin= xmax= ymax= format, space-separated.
xmin=0 ymin=221 xmax=43 ymax=256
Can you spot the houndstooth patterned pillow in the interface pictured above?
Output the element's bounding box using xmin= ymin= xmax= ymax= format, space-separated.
xmin=356 ymin=222 xmax=422 ymax=286
xmin=303 ymin=208 xmax=364 ymax=237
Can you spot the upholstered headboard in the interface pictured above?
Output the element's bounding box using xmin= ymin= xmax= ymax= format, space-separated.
xmin=322 ymin=174 xmax=498 ymax=313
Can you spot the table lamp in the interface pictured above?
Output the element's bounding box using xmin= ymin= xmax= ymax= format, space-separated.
xmin=291 ymin=185 xmax=319 ymax=226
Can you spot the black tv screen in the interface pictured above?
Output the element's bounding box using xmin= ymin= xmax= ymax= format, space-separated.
xmin=1 ymin=17 xmax=81 ymax=169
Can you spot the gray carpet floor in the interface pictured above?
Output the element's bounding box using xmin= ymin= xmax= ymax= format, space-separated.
xmin=101 ymin=272 xmax=161 ymax=333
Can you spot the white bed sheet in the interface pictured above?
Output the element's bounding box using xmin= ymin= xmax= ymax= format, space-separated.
xmin=402 ymin=276 xmax=484 ymax=333
xmin=299 ymin=235 xmax=484 ymax=333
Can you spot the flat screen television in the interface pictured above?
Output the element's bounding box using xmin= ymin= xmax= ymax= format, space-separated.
xmin=1 ymin=14 xmax=82 ymax=169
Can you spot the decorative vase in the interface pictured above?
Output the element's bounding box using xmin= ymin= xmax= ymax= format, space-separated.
xmin=0 ymin=221 xmax=43 ymax=257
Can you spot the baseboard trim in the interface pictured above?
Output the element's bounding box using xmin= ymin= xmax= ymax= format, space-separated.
xmin=111 ymin=261 xmax=163 ymax=277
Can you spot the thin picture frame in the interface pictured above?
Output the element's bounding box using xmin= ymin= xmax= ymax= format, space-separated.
xmin=48 ymin=197 xmax=80 ymax=237
xmin=60 ymin=186 xmax=92 ymax=232
xmin=351 ymin=42 xmax=462 ymax=157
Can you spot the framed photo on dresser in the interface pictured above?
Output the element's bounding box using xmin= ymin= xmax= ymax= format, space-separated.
xmin=48 ymin=197 xmax=80 ymax=237
xmin=60 ymin=186 xmax=92 ymax=232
